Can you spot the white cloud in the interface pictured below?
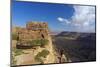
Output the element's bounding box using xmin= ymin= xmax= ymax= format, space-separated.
xmin=57 ymin=17 xmax=63 ymax=22
xmin=57 ymin=5 xmax=95 ymax=32
xmin=57 ymin=17 xmax=70 ymax=24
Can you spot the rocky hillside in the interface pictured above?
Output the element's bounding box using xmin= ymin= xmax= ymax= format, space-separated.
xmin=52 ymin=31 xmax=96 ymax=62
xmin=12 ymin=21 xmax=69 ymax=66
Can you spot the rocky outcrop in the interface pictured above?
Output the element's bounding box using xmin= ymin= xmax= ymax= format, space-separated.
xmin=15 ymin=22 xmax=49 ymax=48
xmin=12 ymin=21 xmax=58 ymax=66
xmin=12 ymin=22 xmax=48 ymax=40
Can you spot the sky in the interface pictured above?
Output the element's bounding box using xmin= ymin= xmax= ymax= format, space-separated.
xmin=12 ymin=0 xmax=96 ymax=33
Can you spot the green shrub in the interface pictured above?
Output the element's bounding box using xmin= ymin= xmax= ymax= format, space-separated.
xmin=35 ymin=49 xmax=50 ymax=63
xmin=29 ymin=39 xmax=49 ymax=47
xmin=13 ymin=48 xmax=24 ymax=56
xmin=31 ymin=39 xmax=41 ymax=46
xmin=37 ymin=49 xmax=49 ymax=57
xmin=41 ymin=39 xmax=48 ymax=46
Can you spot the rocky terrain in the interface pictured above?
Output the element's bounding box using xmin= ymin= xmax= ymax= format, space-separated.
xmin=12 ymin=22 xmax=96 ymax=66
xmin=52 ymin=32 xmax=96 ymax=62
xmin=11 ymin=22 xmax=69 ymax=66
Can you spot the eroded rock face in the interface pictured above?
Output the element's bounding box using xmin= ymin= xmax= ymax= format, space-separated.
xmin=12 ymin=21 xmax=58 ymax=66
xmin=12 ymin=21 xmax=69 ymax=66
xmin=26 ymin=22 xmax=48 ymax=30
xmin=16 ymin=22 xmax=49 ymax=47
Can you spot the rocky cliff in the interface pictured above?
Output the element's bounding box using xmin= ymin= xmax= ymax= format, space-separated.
xmin=12 ymin=21 xmax=58 ymax=66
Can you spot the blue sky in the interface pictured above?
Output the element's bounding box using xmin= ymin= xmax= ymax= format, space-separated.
xmin=12 ymin=0 xmax=95 ymax=32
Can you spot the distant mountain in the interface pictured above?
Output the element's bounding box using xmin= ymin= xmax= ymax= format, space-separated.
xmin=56 ymin=31 xmax=78 ymax=36
xmin=77 ymin=33 xmax=96 ymax=41
xmin=56 ymin=31 xmax=96 ymax=40
xmin=56 ymin=31 xmax=80 ymax=38
xmin=50 ymin=31 xmax=60 ymax=35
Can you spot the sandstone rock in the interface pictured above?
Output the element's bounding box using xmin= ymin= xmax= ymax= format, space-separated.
xmin=14 ymin=21 xmax=49 ymax=48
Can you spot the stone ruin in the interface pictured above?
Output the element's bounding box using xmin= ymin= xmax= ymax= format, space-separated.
xmin=16 ymin=21 xmax=49 ymax=49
